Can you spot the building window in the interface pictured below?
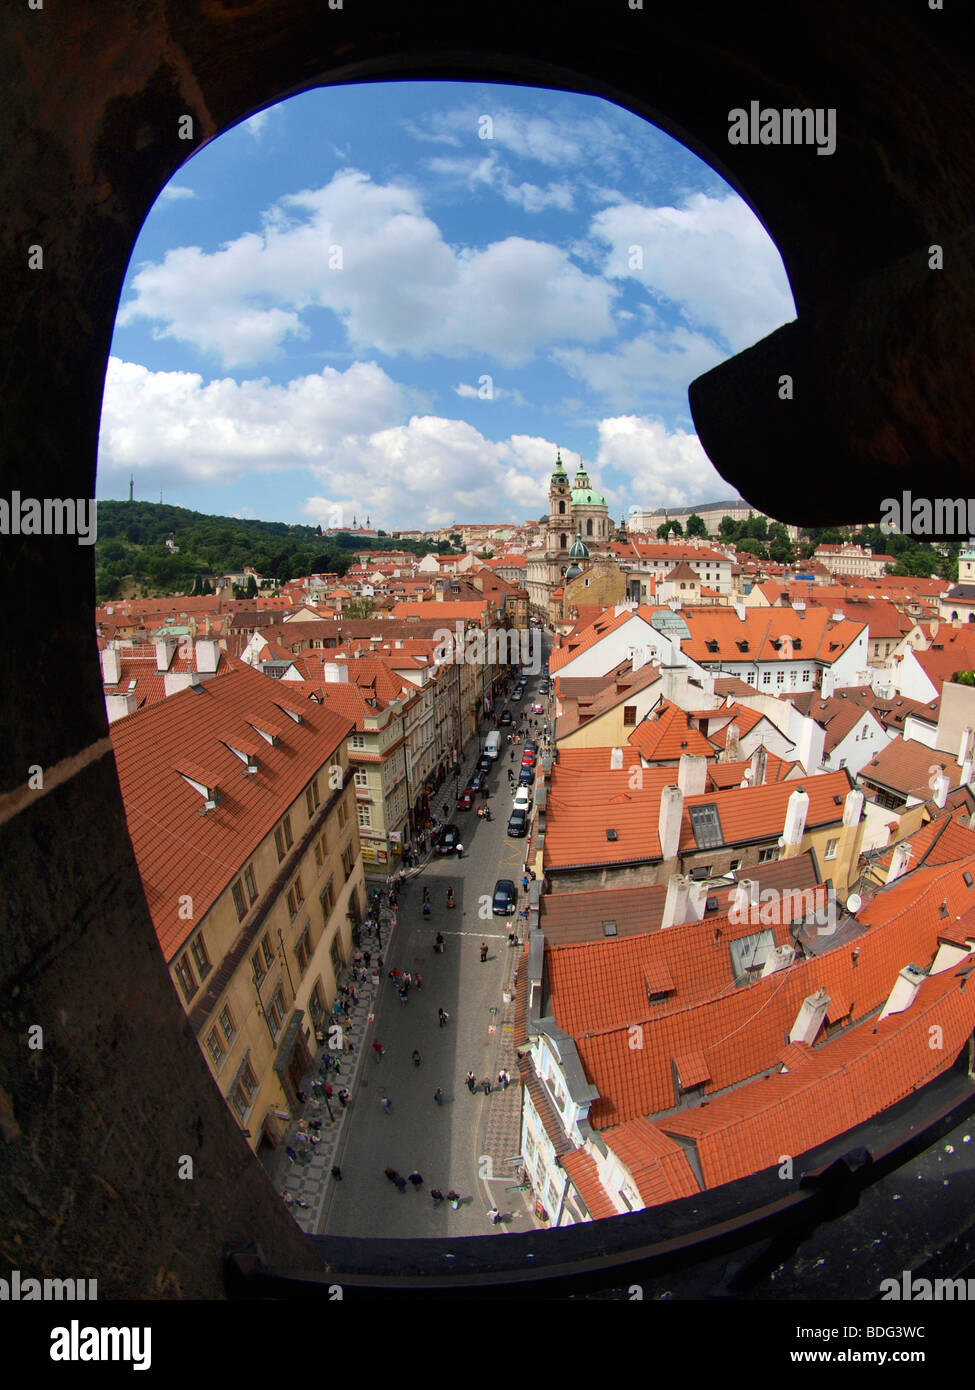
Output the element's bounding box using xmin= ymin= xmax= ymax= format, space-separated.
xmin=330 ymin=937 xmax=342 ymax=975
xmin=232 ymin=880 xmax=248 ymax=922
xmin=338 ymin=799 xmax=349 ymax=830
xmin=342 ymin=845 xmax=355 ymax=881
xmin=314 ymin=839 xmax=324 ymax=869
xmin=762 ymin=671 xmax=771 ymax=685
xmin=775 ymin=670 xmax=785 ymax=686
xmin=729 ymin=858 xmax=742 ymax=871
xmin=321 ymin=878 xmax=335 ymax=921
xmin=251 ymin=950 xmax=266 ymax=986
xmin=173 ymin=955 xmax=197 ymax=1003
xmin=219 ymin=1005 xmax=237 ymax=1045
xmin=351 ymin=734 xmax=366 ymax=750
xmin=306 ymin=778 xmax=321 ymax=819
xmin=230 ymin=1061 xmax=257 ymax=1123
xmin=296 ymin=929 xmax=311 ymax=975
xmin=205 ymin=1028 xmax=224 ymax=1067
xmin=190 ymin=935 xmax=211 ymax=981
xmin=354 ymin=767 xmax=368 ymax=787
xmin=824 ymin=838 xmax=839 ymax=860
xmin=802 ymin=669 xmax=811 ymax=682
xmin=267 ymin=986 xmax=286 ymax=1041
xmin=244 ymin=864 xmax=258 ymax=904
xmin=262 ymin=933 xmax=275 ymax=970
xmin=287 ymin=876 xmax=305 ymax=919
xmin=758 ymin=846 xmax=778 ymax=863
xmin=309 ymin=982 xmax=325 ymax=1026
xmin=275 ymin=814 xmax=294 ymax=862
xmin=358 ymin=804 xmax=371 ymax=828
xmin=623 ymin=705 xmax=637 ymax=726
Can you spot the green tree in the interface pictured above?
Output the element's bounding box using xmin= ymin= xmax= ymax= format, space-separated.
xmin=719 ymin=515 xmax=739 ymax=538
xmin=686 ymin=513 xmax=707 ymax=538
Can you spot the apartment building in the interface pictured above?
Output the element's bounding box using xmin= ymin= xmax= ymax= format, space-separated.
xmin=110 ymin=664 xmax=366 ymax=1156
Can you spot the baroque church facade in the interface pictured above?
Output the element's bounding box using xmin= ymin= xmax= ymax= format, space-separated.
xmin=525 ymin=451 xmax=617 ymax=617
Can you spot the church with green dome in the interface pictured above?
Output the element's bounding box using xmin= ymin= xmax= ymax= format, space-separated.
xmin=526 ymin=449 xmax=612 ymax=616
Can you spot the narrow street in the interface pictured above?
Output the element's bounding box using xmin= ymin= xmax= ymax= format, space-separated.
xmin=320 ymin=657 xmax=547 ymax=1238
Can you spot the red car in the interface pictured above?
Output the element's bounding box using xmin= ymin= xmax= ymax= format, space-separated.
xmin=521 ymin=751 xmax=536 ymax=768
xmin=456 ymin=788 xmax=475 ymax=811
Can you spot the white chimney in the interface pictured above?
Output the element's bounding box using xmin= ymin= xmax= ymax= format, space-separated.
xmin=793 ymin=597 xmax=806 ymax=613
xmin=194 ymin=639 xmax=220 ymax=674
xmin=322 ymin=661 xmax=349 ymax=683
xmin=105 ymin=692 xmax=138 ymax=722
xmin=761 ymin=943 xmax=796 ymax=977
xmin=658 ymin=785 xmax=684 ymax=861
xmin=702 ymin=672 xmax=715 ymax=695
xmin=733 ymin=601 xmax=746 ymax=621
xmin=963 ymin=759 xmax=973 ymax=787
xmin=686 ymin=879 xmax=709 ymax=921
xmin=661 ymin=873 xmax=690 ymax=929
xmin=959 ymin=727 xmax=974 ymax=766
xmin=820 ymin=667 xmax=836 ymax=698
xmin=155 ymin=638 xmax=177 ymax=672
xmin=879 ymin=963 xmax=927 ymax=1021
xmin=101 ymin=648 xmax=122 ymax=686
xmin=843 ymin=787 xmax=864 ymax=827
xmin=789 ymin=986 xmax=831 ymax=1044
xmin=730 ymin=878 xmax=760 ymax=925
xmin=724 ymin=721 xmax=741 ymax=762
xmin=886 ymin=841 xmax=913 ymax=883
xmin=677 ymin=753 xmax=707 ymax=797
xmin=831 ymin=609 xmax=845 ymax=622
xmin=610 ymin=746 xmax=624 ymax=770
xmin=750 ymin=745 xmax=768 ymax=787
xmin=932 ymin=772 xmax=950 ymax=808
xmin=782 ymin=786 xmax=810 ymax=847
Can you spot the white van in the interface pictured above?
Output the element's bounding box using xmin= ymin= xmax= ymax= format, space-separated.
xmin=484 ymin=730 xmax=501 ymax=759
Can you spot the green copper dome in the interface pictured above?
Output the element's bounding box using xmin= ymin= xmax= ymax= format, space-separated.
xmin=551 ymin=448 xmax=568 ymax=478
xmin=568 ymin=532 xmax=590 ymax=559
xmin=571 ymin=488 xmax=606 ymax=506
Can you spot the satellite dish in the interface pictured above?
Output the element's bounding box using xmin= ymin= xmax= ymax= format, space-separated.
xmin=777 ymin=835 xmax=786 ymax=847
xmin=846 ymin=893 xmax=862 ymax=914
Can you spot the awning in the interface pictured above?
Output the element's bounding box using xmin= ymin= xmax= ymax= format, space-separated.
xmin=272 ymin=1009 xmax=305 ymax=1074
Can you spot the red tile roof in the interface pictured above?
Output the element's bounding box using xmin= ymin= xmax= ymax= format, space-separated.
xmin=628 ymin=701 xmax=716 ymax=761
xmin=110 ymin=665 xmax=353 ymax=962
xmin=560 ymin=1148 xmax=620 ymax=1220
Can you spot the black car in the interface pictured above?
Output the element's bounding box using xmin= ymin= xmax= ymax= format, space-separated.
xmin=469 ymin=770 xmax=484 ymax=792
xmin=507 ymin=809 xmax=528 ymax=838
xmin=518 ymin=765 xmax=534 ymax=785
xmin=539 ymin=681 xmax=549 ymax=694
xmin=492 ymin=879 xmax=517 ymax=914
xmin=524 ymin=740 xmax=538 ymax=755
xmin=438 ymin=823 xmax=461 ymax=853
xmin=499 ymin=710 xmax=513 ymax=726
xmin=478 ymin=755 xmax=492 ymax=775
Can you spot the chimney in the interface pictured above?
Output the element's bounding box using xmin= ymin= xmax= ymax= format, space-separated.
xmin=886 ymin=841 xmax=913 ymax=884
xmin=702 ymin=672 xmax=715 ymax=695
xmin=101 ymin=648 xmax=121 ymax=686
xmin=105 ymin=692 xmax=138 ymax=723
xmin=730 ymin=877 xmax=760 ymax=925
xmin=789 ymin=986 xmax=831 ymax=1044
xmin=761 ymin=943 xmax=796 ymax=976
xmin=879 ymin=963 xmax=927 ymax=1021
xmin=750 ymin=745 xmax=768 ymax=787
xmin=155 ymin=638 xmax=177 ymax=672
xmin=733 ymin=601 xmax=746 ymax=621
xmin=932 ymin=771 xmax=950 ymax=808
xmin=677 ymin=753 xmax=707 ymax=797
xmin=658 ymin=785 xmax=684 ymax=861
xmin=686 ymin=879 xmax=709 ymax=921
xmin=782 ymin=785 xmax=810 ymax=847
xmin=843 ymin=787 xmax=864 ymax=827
xmin=194 ymin=639 xmax=220 ymax=674
xmin=963 ymin=759 xmax=973 ymax=787
xmin=793 ymin=597 xmax=806 ymax=613
xmin=820 ymin=666 xmax=836 ymax=698
xmin=724 ymin=721 xmax=741 ymax=762
xmin=661 ymin=873 xmax=690 ymax=929
xmin=322 ymin=661 xmax=349 ymax=683
xmin=959 ymin=727 xmax=975 ymax=766
xmin=831 ymin=609 xmax=845 ymax=622
xmin=610 ymin=747 xmax=624 ymax=770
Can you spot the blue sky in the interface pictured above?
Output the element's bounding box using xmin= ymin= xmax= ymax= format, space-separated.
xmin=98 ymin=81 xmax=795 ymax=530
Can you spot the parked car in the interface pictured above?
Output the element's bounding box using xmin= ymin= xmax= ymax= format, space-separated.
xmin=513 ymin=787 xmax=532 ymax=814
xmin=524 ymin=740 xmax=538 ymax=754
xmin=539 ymin=681 xmax=549 ymax=694
xmin=512 ymin=690 xmax=522 ymax=701
xmin=492 ymin=879 xmax=518 ymax=914
xmin=438 ymin=824 xmax=461 ymax=853
xmin=507 ymin=809 xmax=528 ymax=838
xmin=521 ymin=751 xmax=536 ymax=768
xmin=518 ymin=765 xmax=534 ymax=785
xmin=531 ymin=702 xmax=544 ymax=714
xmin=456 ymin=788 xmax=474 ymax=811
xmin=499 ymin=710 xmax=513 ymax=726
xmin=478 ymin=755 xmax=492 ymax=774
xmin=469 ymin=771 xmax=483 ymax=792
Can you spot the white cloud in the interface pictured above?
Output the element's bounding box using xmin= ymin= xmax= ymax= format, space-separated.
xmin=406 ymin=107 xmax=631 ymax=176
xmin=589 ymin=192 xmax=794 ymax=352
xmin=453 ymin=380 xmax=528 ymax=406
xmin=426 ymin=152 xmax=574 ymax=213
xmin=595 ymin=416 xmax=732 ymax=508
xmin=553 ymin=328 xmax=726 ymax=411
xmin=117 ymin=170 xmax=615 ymax=368
xmin=159 ymin=184 xmax=198 ymax=203
xmin=242 ymin=110 xmax=271 ymax=140
xmin=97 ymin=357 xmax=411 ymax=483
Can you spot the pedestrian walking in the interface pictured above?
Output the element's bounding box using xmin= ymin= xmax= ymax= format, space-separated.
xmin=372 ymin=1039 xmax=385 ymax=1062
xmin=363 ymin=950 xmax=371 ymax=967
xmin=487 ymin=1207 xmax=501 ymax=1225
xmin=446 ymin=887 xmax=455 ymax=909
xmin=480 ymin=941 xmax=488 ymax=962
xmin=455 ymin=843 xmax=464 ymax=859
xmin=521 ymin=874 xmax=529 ymax=893
xmin=481 ymin=1077 xmax=491 ymax=1095
xmin=338 ymin=1087 xmax=350 ymax=1107
xmin=412 ymin=1048 xmax=422 ymax=1067
xmin=384 ymin=1166 xmax=400 ymax=1185
xmin=394 ymin=1174 xmax=407 ymax=1193
xmin=434 ymin=1087 xmax=444 ymax=1106
xmin=497 ymin=1069 xmax=510 ymax=1090
xmin=380 ymin=1094 xmax=392 ymax=1114
xmin=465 ymin=1071 xmax=477 ymax=1093
xmin=447 ymin=1190 xmax=461 ymax=1210
xmin=398 ymin=987 xmax=408 ymax=1005
xmin=414 ymin=971 xmax=422 ymax=990
xmin=408 ymin=1170 xmax=424 ymax=1189
xmin=435 ymin=932 xmax=445 ymax=954
xmin=442 ymin=802 xmax=448 ymax=819
xmin=430 ymin=1187 xmax=445 ymax=1206
xmin=331 ymin=1165 xmax=342 ymax=1180
xmin=438 ymin=1007 xmax=449 ymax=1027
